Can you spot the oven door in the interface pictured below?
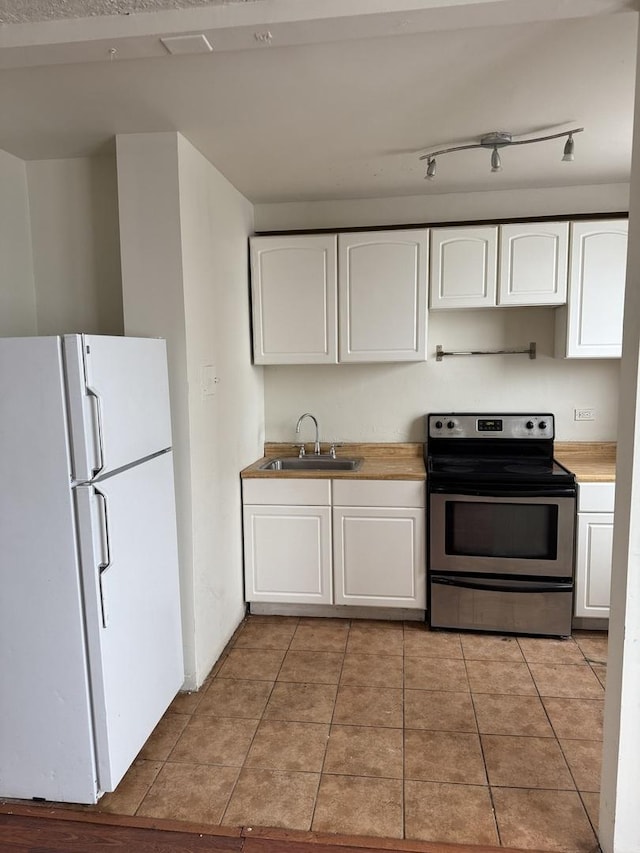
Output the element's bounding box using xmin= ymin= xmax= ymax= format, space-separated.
xmin=429 ymin=487 xmax=576 ymax=578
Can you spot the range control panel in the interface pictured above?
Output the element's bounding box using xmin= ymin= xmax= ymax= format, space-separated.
xmin=428 ymin=413 xmax=555 ymax=440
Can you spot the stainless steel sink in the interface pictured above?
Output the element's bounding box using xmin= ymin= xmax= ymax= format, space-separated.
xmin=260 ymin=455 xmax=363 ymax=472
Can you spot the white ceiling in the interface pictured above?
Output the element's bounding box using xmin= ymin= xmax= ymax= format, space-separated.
xmin=0 ymin=0 xmax=637 ymax=203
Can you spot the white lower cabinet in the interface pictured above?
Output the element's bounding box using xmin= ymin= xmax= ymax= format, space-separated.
xmin=242 ymin=479 xmax=332 ymax=604
xmin=574 ymin=482 xmax=615 ymax=619
xmin=242 ymin=478 xmax=426 ymax=610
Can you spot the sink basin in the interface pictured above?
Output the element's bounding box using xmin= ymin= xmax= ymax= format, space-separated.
xmin=260 ymin=455 xmax=363 ymax=472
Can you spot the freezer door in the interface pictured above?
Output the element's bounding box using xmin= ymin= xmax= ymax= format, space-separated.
xmin=75 ymin=451 xmax=184 ymax=792
xmin=64 ymin=335 xmax=173 ymax=481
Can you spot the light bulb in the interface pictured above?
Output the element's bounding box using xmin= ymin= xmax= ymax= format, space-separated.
xmin=562 ymin=134 xmax=575 ymax=162
xmin=425 ymin=157 xmax=437 ymax=180
xmin=490 ymin=147 xmax=502 ymax=173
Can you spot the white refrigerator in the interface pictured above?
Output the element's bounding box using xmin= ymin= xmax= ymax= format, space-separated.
xmin=0 ymin=334 xmax=184 ymax=804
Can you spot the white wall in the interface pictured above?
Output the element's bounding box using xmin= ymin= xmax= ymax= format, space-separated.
xmin=176 ymin=134 xmax=263 ymax=682
xmin=117 ymin=132 xmax=263 ymax=689
xmin=257 ymin=184 xmax=626 ymax=443
xmin=0 ymin=149 xmax=36 ymax=335
xmin=26 ymin=156 xmax=123 ymax=336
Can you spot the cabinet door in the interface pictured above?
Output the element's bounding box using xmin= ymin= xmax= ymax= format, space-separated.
xmin=430 ymin=226 xmax=498 ymax=309
xmin=333 ymin=506 xmax=426 ymax=608
xmin=498 ymin=222 xmax=568 ymax=306
xmin=250 ymin=235 xmax=338 ymax=364
xmin=243 ymin=505 xmax=332 ymax=603
xmin=560 ymin=220 xmax=628 ymax=358
xmin=574 ymin=512 xmax=614 ymax=618
xmin=338 ymin=230 xmax=428 ymax=362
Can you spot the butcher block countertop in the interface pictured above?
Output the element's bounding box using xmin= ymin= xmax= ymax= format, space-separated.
xmin=241 ymin=441 xmax=616 ymax=483
xmin=241 ymin=442 xmax=426 ymax=481
xmin=555 ymin=442 xmax=617 ymax=483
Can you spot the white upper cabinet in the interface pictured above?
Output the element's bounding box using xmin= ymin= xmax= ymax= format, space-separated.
xmin=498 ymin=222 xmax=568 ymax=306
xmin=250 ymin=230 xmax=428 ymax=364
xmin=430 ymin=226 xmax=498 ymax=310
xmin=250 ymin=234 xmax=338 ymax=364
xmin=338 ymin=230 xmax=428 ymax=362
xmin=556 ymin=219 xmax=628 ymax=359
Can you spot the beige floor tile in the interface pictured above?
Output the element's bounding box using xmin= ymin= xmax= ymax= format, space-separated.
xmin=340 ymin=653 xmax=403 ymax=688
xmin=472 ymin=694 xmax=553 ymax=737
xmin=168 ymin=689 xmax=205 ymax=715
xmin=573 ymin=634 xmax=608 ymax=665
xmin=217 ymin=648 xmax=285 ymax=681
xmin=347 ymin=625 xmax=404 ymax=656
xmin=543 ymin=697 xmax=604 ymax=740
xmin=139 ymin=713 xmax=190 ymax=761
xmin=404 ymin=657 xmax=468 ymax=692
xmin=312 ymin=774 xmax=403 ymax=838
xmin=233 ymin=620 xmax=297 ymax=650
xmin=96 ymin=758 xmax=163 ymax=815
xmin=405 ymin=781 xmax=498 ymax=845
xmin=196 ymin=678 xmax=273 ymax=719
xmin=245 ymin=720 xmax=329 ymax=772
xmin=492 ymin=787 xmax=598 ymax=851
xmin=592 ymin=664 xmax=607 ymax=688
xmin=169 ymin=715 xmax=258 ymax=766
xmin=465 ymin=660 xmax=537 ymax=695
xmin=323 ymin=724 xmax=403 ymax=779
xmin=403 ymin=626 xmax=463 ymax=659
xmin=263 ymin=681 xmax=337 ymax=723
xmin=529 ymin=663 xmax=605 ymax=698
xmin=404 ymin=689 xmax=476 ymax=732
xmin=560 ymin=739 xmax=602 ymax=792
xmin=277 ymin=650 xmax=344 ymax=684
xmin=482 ymin=734 xmax=575 ymax=790
xmin=136 ymin=762 xmax=239 ymax=824
xmin=349 ymin=618 xmax=402 ymax=631
xmin=222 ymin=768 xmax=320 ymax=830
xmin=333 ymin=685 xmax=403 ymax=728
xmin=581 ymin=791 xmax=600 ymax=831
xmin=461 ymin=634 xmax=523 ymax=662
xmin=290 ymin=622 xmax=349 ymax=653
xmin=518 ymin=636 xmax=587 ymax=665
xmin=405 ymin=730 xmax=486 ymax=784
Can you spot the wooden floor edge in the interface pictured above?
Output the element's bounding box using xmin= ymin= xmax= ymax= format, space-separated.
xmin=0 ymin=803 xmax=554 ymax=853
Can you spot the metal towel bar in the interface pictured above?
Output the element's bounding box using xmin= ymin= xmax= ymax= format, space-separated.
xmin=435 ymin=342 xmax=536 ymax=362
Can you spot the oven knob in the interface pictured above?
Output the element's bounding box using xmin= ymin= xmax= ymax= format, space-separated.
xmin=434 ymin=420 xmax=443 ymax=429
xmin=447 ymin=420 xmax=455 ymax=429
xmin=539 ymin=421 xmax=547 ymax=430
xmin=526 ymin=421 xmax=534 ymax=430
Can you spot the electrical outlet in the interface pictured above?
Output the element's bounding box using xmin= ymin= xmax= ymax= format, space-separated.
xmin=574 ymin=408 xmax=595 ymax=421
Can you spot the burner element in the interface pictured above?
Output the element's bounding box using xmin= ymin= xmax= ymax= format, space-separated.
xmin=504 ymin=463 xmax=551 ymax=475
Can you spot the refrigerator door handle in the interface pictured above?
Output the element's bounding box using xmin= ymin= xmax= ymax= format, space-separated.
xmin=95 ymin=488 xmax=112 ymax=628
xmin=87 ymin=388 xmax=105 ymax=477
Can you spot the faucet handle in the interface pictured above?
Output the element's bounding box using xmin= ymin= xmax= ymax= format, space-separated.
xmin=293 ymin=443 xmax=306 ymax=458
xmin=328 ymin=442 xmax=343 ymax=459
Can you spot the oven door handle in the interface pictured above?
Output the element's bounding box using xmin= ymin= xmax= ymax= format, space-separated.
xmin=429 ymin=485 xmax=576 ymax=499
xmin=431 ymin=576 xmax=574 ymax=594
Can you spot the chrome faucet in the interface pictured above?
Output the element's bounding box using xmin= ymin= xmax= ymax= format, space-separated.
xmin=296 ymin=412 xmax=321 ymax=455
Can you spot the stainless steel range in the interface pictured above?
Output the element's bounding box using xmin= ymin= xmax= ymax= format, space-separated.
xmin=425 ymin=413 xmax=576 ymax=637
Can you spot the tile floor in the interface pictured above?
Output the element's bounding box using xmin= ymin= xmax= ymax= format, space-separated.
xmin=93 ymin=617 xmax=607 ymax=852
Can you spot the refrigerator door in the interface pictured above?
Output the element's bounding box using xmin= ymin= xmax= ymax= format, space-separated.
xmin=64 ymin=335 xmax=173 ymax=481
xmin=75 ymin=451 xmax=183 ymax=792
xmin=0 ymin=336 xmax=98 ymax=803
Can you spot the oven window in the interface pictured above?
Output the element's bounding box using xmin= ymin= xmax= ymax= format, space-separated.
xmin=445 ymin=501 xmax=558 ymax=560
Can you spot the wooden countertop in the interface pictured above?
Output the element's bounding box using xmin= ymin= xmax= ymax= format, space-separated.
xmin=241 ymin=442 xmax=426 ymax=481
xmin=555 ymin=442 xmax=617 ymax=483
xmin=241 ymin=441 xmax=617 ymax=483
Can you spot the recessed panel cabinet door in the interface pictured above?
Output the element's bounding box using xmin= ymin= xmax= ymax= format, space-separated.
xmin=498 ymin=222 xmax=568 ymax=306
xmin=338 ymin=230 xmax=428 ymax=362
xmin=574 ymin=512 xmax=614 ymax=618
xmin=558 ymin=219 xmax=628 ymax=358
xmin=430 ymin=226 xmax=498 ymax=309
xmin=250 ymin=235 xmax=338 ymax=364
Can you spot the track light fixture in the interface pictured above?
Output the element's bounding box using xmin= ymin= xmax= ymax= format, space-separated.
xmin=420 ymin=127 xmax=584 ymax=180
